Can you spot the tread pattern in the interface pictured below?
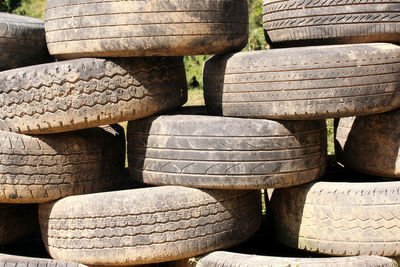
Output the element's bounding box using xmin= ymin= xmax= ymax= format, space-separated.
xmin=0 ymin=57 xmax=187 ymax=134
xmin=0 ymin=125 xmax=125 ymax=203
xmin=335 ymin=111 xmax=400 ymax=178
xmin=44 ymin=0 xmax=248 ymax=58
xmin=127 ymin=109 xmax=327 ymax=189
xmin=0 ymin=254 xmax=87 ymax=267
xmin=271 ymin=180 xmax=400 ymax=256
xmin=0 ymin=13 xmax=51 ymax=71
xmin=39 ymin=186 xmax=261 ymax=265
xmin=183 ymin=251 xmax=396 ymax=267
xmin=203 ymin=43 xmax=400 ymax=119
xmin=263 ymin=0 xmax=400 ymax=45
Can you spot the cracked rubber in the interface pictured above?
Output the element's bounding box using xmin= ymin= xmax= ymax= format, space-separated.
xmin=0 ymin=253 xmax=87 ymax=267
xmin=0 ymin=124 xmax=125 ymax=203
xmin=335 ymin=111 xmax=400 ymax=178
xmin=0 ymin=57 xmax=187 ymax=134
xmin=203 ymin=43 xmax=400 ymax=120
xmin=39 ymin=186 xmax=261 ymax=266
xmin=173 ymin=251 xmax=396 ymax=267
xmin=0 ymin=204 xmax=38 ymax=245
xmin=127 ymin=107 xmax=327 ymax=189
xmin=263 ymin=0 xmax=400 ymax=47
xmin=0 ymin=13 xmax=51 ymax=71
xmin=271 ymin=179 xmax=400 ymax=256
xmin=44 ymin=0 xmax=248 ymax=58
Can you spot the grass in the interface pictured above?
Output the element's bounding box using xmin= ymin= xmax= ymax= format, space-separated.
xmin=185 ymin=88 xmax=205 ymax=107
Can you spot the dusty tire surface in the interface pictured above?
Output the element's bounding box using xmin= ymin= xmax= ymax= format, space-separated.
xmin=0 ymin=204 xmax=38 ymax=245
xmin=39 ymin=186 xmax=261 ymax=265
xmin=0 ymin=57 xmax=187 ymax=134
xmin=127 ymin=107 xmax=327 ymax=189
xmin=0 ymin=13 xmax=51 ymax=71
xmin=0 ymin=125 xmax=125 ymax=203
xmin=44 ymin=0 xmax=248 ymax=58
xmin=271 ymin=179 xmax=400 ymax=256
xmin=178 ymin=251 xmax=396 ymax=267
xmin=204 ymin=43 xmax=400 ymax=120
xmin=335 ymin=112 xmax=400 ymax=178
xmin=0 ymin=253 xmax=87 ymax=267
xmin=263 ymin=0 xmax=400 ymax=46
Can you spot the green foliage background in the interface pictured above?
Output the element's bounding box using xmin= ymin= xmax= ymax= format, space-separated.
xmin=0 ymin=0 xmax=46 ymax=18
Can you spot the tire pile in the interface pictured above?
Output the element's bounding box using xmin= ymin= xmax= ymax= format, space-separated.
xmin=0 ymin=0 xmax=399 ymax=267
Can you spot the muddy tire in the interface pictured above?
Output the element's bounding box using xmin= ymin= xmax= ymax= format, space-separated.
xmin=127 ymin=108 xmax=327 ymax=189
xmin=172 ymin=251 xmax=396 ymax=267
xmin=44 ymin=0 xmax=248 ymax=59
xmin=0 ymin=125 xmax=125 ymax=203
xmin=263 ymin=0 xmax=400 ymax=47
xmin=0 ymin=57 xmax=187 ymax=134
xmin=0 ymin=204 xmax=38 ymax=245
xmin=271 ymin=179 xmax=400 ymax=256
xmin=39 ymin=186 xmax=261 ymax=265
xmin=204 ymin=43 xmax=400 ymax=120
xmin=0 ymin=13 xmax=51 ymax=71
xmin=335 ymin=111 xmax=400 ymax=178
xmin=0 ymin=254 xmax=87 ymax=267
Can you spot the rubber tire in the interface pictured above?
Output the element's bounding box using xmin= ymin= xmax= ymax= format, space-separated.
xmin=0 ymin=13 xmax=51 ymax=71
xmin=0 ymin=125 xmax=125 ymax=203
xmin=0 ymin=204 xmax=38 ymax=245
xmin=335 ymin=110 xmax=400 ymax=178
xmin=127 ymin=107 xmax=327 ymax=189
xmin=0 ymin=254 xmax=87 ymax=267
xmin=271 ymin=179 xmax=400 ymax=256
xmin=171 ymin=251 xmax=396 ymax=267
xmin=39 ymin=186 xmax=261 ymax=266
xmin=262 ymin=0 xmax=400 ymax=47
xmin=44 ymin=0 xmax=248 ymax=59
xmin=0 ymin=57 xmax=187 ymax=134
xmin=203 ymin=43 xmax=400 ymax=120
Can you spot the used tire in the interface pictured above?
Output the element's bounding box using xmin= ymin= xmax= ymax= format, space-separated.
xmin=172 ymin=251 xmax=396 ymax=267
xmin=39 ymin=186 xmax=261 ymax=265
xmin=0 ymin=13 xmax=51 ymax=71
xmin=127 ymin=107 xmax=327 ymax=189
xmin=204 ymin=43 xmax=400 ymax=119
xmin=271 ymin=179 xmax=400 ymax=256
xmin=335 ymin=111 xmax=400 ymax=178
xmin=0 ymin=125 xmax=125 ymax=203
xmin=0 ymin=57 xmax=187 ymax=134
xmin=0 ymin=254 xmax=87 ymax=267
xmin=0 ymin=204 xmax=38 ymax=245
xmin=44 ymin=0 xmax=248 ymax=59
xmin=263 ymin=0 xmax=400 ymax=47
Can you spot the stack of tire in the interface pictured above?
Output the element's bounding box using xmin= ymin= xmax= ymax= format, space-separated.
xmin=0 ymin=1 xmax=268 ymax=266
xmin=2 ymin=0 xmax=399 ymax=266
xmin=168 ymin=0 xmax=400 ymax=266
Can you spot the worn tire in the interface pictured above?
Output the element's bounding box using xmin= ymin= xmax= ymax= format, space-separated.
xmin=335 ymin=111 xmax=400 ymax=178
xmin=263 ymin=0 xmax=400 ymax=47
xmin=0 ymin=254 xmax=87 ymax=267
xmin=0 ymin=57 xmax=187 ymax=134
xmin=271 ymin=179 xmax=400 ymax=256
xmin=0 ymin=13 xmax=51 ymax=71
xmin=0 ymin=125 xmax=125 ymax=203
xmin=172 ymin=251 xmax=396 ymax=267
xmin=0 ymin=204 xmax=38 ymax=245
xmin=39 ymin=186 xmax=261 ymax=265
xmin=44 ymin=0 xmax=248 ymax=59
xmin=204 ymin=43 xmax=400 ymax=120
xmin=127 ymin=108 xmax=327 ymax=189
